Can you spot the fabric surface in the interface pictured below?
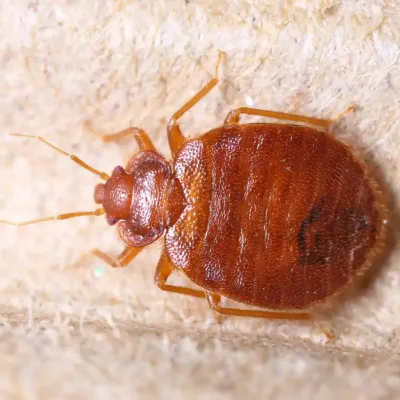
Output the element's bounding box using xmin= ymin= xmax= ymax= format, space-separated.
xmin=0 ymin=1 xmax=399 ymax=398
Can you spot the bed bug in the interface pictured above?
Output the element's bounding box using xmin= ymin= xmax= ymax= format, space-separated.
xmin=1 ymin=54 xmax=388 ymax=322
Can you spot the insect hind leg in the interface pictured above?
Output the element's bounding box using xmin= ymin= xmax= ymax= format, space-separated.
xmin=224 ymin=106 xmax=355 ymax=130
xmin=206 ymin=292 xmax=312 ymax=320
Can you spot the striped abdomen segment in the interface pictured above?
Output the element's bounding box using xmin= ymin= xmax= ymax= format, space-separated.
xmin=166 ymin=123 xmax=380 ymax=309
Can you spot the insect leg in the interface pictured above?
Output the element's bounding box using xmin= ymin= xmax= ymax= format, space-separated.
xmin=224 ymin=106 xmax=355 ymax=130
xmin=329 ymin=106 xmax=356 ymax=124
xmin=167 ymin=51 xmax=225 ymax=157
xmin=73 ymin=246 xmax=143 ymax=269
xmin=205 ymin=292 xmax=312 ymax=320
xmin=154 ymin=253 xmax=205 ymax=298
xmin=85 ymin=122 xmax=156 ymax=152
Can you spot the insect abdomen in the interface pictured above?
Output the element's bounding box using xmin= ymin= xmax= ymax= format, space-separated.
xmin=167 ymin=124 xmax=384 ymax=310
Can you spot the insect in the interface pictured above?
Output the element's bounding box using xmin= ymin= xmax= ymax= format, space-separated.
xmin=1 ymin=54 xmax=388 ymax=322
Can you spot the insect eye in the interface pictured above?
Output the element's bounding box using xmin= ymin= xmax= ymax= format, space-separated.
xmin=106 ymin=216 xmax=118 ymax=226
xmin=112 ymin=166 xmax=125 ymax=176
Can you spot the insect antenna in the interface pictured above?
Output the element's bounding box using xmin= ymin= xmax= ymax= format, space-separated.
xmin=0 ymin=133 xmax=109 ymax=226
xmin=0 ymin=209 xmax=105 ymax=226
xmin=9 ymin=133 xmax=110 ymax=180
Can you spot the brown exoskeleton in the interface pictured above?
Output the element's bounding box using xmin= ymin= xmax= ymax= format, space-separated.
xmin=1 ymin=54 xmax=388 ymax=324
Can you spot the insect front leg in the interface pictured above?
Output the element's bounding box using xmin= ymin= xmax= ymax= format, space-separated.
xmin=85 ymin=122 xmax=156 ymax=152
xmin=73 ymin=245 xmax=143 ymax=269
xmin=154 ymin=253 xmax=205 ymax=298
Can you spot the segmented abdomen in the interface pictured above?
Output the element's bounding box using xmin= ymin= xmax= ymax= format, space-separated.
xmin=166 ymin=124 xmax=383 ymax=309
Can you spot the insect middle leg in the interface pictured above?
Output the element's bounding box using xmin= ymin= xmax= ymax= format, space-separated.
xmin=205 ymin=292 xmax=312 ymax=320
xmin=85 ymin=122 xmax=156 ymax=152
xmin=167 ymin=51 xmax=225 ymax=157
xmin=224 ymin=106 xmax=355 ymax=130
xmin=154 ymin=253 xmax=205 ymax=298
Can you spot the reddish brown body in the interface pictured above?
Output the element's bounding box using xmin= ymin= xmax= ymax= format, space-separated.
xmin=3 ymin=55 xmax=388 ymax=322
xmin=167 ymin=123 xmax=383 ymax=309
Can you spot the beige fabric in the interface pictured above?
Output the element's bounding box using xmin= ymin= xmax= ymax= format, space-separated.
xmin=0 ymin=1 xmax=399 ymax=398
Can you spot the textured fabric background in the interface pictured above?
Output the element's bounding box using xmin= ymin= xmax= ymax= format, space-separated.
xmin=0 ymin=1 xmax=399 ymax=399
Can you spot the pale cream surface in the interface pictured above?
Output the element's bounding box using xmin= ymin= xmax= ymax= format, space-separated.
xmin=0 ymin=1 xmax=399 ymax=398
